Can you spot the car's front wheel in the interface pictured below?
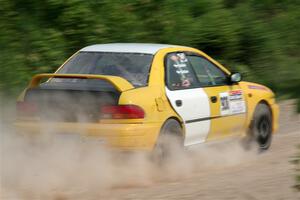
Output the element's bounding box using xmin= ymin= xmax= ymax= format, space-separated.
xmin=249 ymin=103 xmax=273 ymax=150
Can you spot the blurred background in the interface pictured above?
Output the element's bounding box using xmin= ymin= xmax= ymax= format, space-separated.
xmin=0 ymin=0 xmax=299 ymax=111
xmin=0 ymin=0 xmax=300 ymax=197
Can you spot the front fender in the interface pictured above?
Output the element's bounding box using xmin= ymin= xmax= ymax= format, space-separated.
xmin=239 ymin=81 xmax=279 ymax=133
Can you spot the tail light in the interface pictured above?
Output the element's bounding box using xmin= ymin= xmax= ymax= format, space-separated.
xmin=17 ymin=101 xmax=38 ymax=117
xmin=101 ymin=105 xmax=145 ymax=119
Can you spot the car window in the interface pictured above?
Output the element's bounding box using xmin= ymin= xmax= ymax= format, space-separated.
xmin=166 ymin=52 xmax=198 ymax=90
xmin=51 ymin=52 xmax=153 ymax=87
xmin=187 ymin=55 xmax=228 ymax=86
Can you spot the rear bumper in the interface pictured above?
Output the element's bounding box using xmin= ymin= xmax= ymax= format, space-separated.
xmin=14 ymin=121 xmax=161 ymax=151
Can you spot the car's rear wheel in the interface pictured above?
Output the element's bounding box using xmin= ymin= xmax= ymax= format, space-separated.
xmin=248 ymin=103 xmax=273 ymax=150
xmin=152 ymin=119 xmax=183 ymax=164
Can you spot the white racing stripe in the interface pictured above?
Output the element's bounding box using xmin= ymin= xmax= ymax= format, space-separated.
xmin=165 ymin=87 xmax=211 ymax=146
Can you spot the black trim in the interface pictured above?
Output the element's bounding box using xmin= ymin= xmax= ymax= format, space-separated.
xmin=186 ymin=117 xmax=214 ymax=123
xmin=185 ymin=113 xmax=245 ymax=124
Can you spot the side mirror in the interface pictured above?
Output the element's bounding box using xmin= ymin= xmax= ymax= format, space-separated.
xmin=230 ymin=72 xmax=242 ymax=83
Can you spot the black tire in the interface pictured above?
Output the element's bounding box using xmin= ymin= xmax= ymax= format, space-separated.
xmin=249 ymin=103 xmax=273 ymax=150
xmin=152 ymin=119 xmax=183 ymax=163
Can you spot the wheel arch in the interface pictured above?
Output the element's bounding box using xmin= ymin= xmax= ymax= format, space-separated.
xmin=159 ymin=116 xmax=184 ymax=136
xmin=257 ymin=100 xmax=273 ymax=121
xmin=152 ymin=116 xmax=184 ymax=150
xmin=249 ymin=99 xmax=273 ymax=131
xmin=162 ymin=116 xmax=183 ymax=128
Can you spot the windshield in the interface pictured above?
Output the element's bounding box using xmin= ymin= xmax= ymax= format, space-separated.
xmin=52 ymin=52 xmax=153 ymax=87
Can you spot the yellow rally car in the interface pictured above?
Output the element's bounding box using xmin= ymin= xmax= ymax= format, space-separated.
xmin=16 ymin=43 xmax=279 ymax=153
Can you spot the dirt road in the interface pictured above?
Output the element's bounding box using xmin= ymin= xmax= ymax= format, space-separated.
xmin=106 ymin=100 xmax=300 ymax=200
xmin=108 ymin=131 xmax=300 ymax=200
xmin=1 ymin=101 xmax=300 ymax=200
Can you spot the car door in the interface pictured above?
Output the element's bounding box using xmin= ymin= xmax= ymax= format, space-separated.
xmin=165 ymin=52 xmax=211 ymax=146
xmin=186 ymin=53 xmax=247 ymax=140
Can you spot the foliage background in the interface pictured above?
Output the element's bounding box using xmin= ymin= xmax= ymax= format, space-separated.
xmin=0 ymin=0 xmax=300 ymax=190
xmin=0 ymin=0 xmax=299 ymax=111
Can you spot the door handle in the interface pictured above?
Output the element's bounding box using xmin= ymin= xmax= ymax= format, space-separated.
xmin=210 ymin=96 xmax=218 ymax=103
xmin=175 ymin=100 xmax=182 ymax=107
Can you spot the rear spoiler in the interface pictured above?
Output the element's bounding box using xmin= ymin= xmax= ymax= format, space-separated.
xmin=28 ymin=73 xmax=134 ymax=92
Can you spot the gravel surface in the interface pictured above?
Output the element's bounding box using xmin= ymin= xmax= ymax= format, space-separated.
xmin=108 ymin=100 xmax=300 ymax=200
xmin=108 ymin=131 xmax=300 ymax=200
xmin=1 ymin=100 xmax=300 ymax=200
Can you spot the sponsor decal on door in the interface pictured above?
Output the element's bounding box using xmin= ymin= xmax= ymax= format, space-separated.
xmin=220 ymin=90 xmax=246 ymax=116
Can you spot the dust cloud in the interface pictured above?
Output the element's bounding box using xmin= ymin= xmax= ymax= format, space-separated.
xmin=0 ymin=98 xmax=258 ymax=200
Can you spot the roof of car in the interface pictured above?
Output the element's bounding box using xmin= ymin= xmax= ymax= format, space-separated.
xmin=80 ymin=43 xmax=184 ymax=54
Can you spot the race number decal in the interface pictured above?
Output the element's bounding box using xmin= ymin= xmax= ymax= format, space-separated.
xmin=220 ymin=92 xmax=230 ymax=115
xmin=220 ymin=90 xmax=246 ymax=116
